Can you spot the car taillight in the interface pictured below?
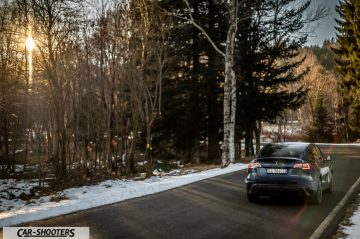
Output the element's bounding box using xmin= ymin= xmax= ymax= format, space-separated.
xmin=293 ymin=163 xmax=311 ymax=170
xmin=248 ymin=162 xmax=262 ymax=169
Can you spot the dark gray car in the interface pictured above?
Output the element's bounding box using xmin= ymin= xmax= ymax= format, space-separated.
xmin=245 ymin=142 xmax=333 ymax=204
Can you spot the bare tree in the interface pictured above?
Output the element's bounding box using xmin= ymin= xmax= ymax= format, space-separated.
xmin=16 ymin=0 xmax=84 ymax=179
xmin=129 ymin=0 xmax=171 ymax=173
xmin=0 ymin=1 xmax=27 ymax=173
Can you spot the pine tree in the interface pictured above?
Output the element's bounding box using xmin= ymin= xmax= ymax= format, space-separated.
xmin=155 ymin=0 xmax=226 ymax=163
xmin=306 ymin=95 xmax=333 ymax=143
xmin=333 ymin=0 xmax=360 ymax=139
xmin=348 ymin=104 xmax=360 ymax=135
xmin=236 ymin=0 xmax=314 ymax=155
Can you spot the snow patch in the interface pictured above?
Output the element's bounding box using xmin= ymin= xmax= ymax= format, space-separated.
xmin=341 ymin=194 xmax=360 ymax=239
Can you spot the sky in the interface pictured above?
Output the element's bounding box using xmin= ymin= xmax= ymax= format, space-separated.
xmin=307 ymin=0 xmax=340 ymax=46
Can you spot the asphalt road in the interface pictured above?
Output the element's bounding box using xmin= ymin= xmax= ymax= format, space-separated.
xmin=18 ymin=145 xmax=360 ymax=239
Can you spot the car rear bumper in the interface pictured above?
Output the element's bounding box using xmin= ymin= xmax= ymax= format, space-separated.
xmin=247 ymin=183 xmax=313 ymax=197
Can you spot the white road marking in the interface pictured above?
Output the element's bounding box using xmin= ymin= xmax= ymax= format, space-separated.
xmin=309 ymin=176 xmax=360 ymax=239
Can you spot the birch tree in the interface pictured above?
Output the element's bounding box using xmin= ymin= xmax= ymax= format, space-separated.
xmin=175 ymin=0 xmax=238 ymax=166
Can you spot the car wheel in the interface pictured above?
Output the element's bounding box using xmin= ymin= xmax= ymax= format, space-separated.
xmin=324 ymin=172 xmax=333 ymax=194
xmin=310 ymin=181 xmax=322 ymax=205
xmin=247 ymin=192 xmax=259 ymax=203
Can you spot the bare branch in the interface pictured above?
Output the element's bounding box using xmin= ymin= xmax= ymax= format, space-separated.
xmin=183 ymin=0 xmax=225 ymax=57
xmin=156 ymin=0 xmax=225 ymax=58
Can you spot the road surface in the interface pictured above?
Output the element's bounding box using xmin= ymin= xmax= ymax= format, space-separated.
xmin=13 ymin=145 xmax=360 ymax=238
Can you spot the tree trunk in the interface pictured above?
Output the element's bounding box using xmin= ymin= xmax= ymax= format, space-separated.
xmin=60 ymin=127 xmax=67 ymax=177
xmin=255 ymin=121 xmax=261 ymax=154
xmin=239 ymin=136 xmax=242 ymax=159
xmin=206 ymin=54 xmax=220 ymax=163
xmin=190 ymin=1 xmax=201 ymax=164
xmin=52 ymin=118 xmax=60 ymax=176
xmin=2 ymin=114 xmax=10 ymax=170
xmin=230 ymin=65 xmax=236 ymax=164
xmin=245 ymin=130 xmax=250 ymax=157
xmin=222 ymin=0 xmax=237 ymax=166
xmin=250 ymin=132 xmax=254 ymax=156
xmin=10 ymin=109 xmax=19 ymax=173
xmin=207 ymin=122 xmax=220 ymax=163
xmin=145 ymin=124 xmax=153 ymax=175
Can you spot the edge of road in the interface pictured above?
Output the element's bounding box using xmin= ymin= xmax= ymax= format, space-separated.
xmin=309 ymin=176 xmax=360 ymax=239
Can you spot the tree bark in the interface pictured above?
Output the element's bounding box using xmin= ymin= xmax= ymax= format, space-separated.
xmin=255 ymin=121 xmax=261 ymax=154
xmin=222 ymin=0 xmax=237 ymax=167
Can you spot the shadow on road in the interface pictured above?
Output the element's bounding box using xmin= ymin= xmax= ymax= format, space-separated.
xmin=254 ymin=195 xmax=307 ymax=206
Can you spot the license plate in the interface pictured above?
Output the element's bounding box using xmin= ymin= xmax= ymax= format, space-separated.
xmin=266 ymin=168 xmax=287 ymax=174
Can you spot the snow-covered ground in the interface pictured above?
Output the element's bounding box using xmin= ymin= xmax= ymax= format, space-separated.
xmin=0 ymin=163 xmax=247 ymax=228
xmin=339 ymin=194 xmax=360 ymax=239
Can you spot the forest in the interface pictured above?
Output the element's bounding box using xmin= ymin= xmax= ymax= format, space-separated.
xmin=0 ymin=0 xmax=359 ymax=186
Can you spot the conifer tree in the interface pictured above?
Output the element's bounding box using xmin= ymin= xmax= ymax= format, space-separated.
xmin=306 ymin=95 xmax=333 ymax=143
xmin=155 ymin=0 xmax=226 ymax=163
xmin=236 ymin=0 xmax=319 ymax=154
xmin=334 ymin=0 xmax=360 ymax=139
xmin=334 ymin=0 xmax=360 ymax=100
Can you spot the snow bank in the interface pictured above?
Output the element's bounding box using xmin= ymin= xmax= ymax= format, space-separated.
xmin=0 ymin=163 xmax=247 ymax=227
xmin=342 ymin=194 xmax=360 ymax=239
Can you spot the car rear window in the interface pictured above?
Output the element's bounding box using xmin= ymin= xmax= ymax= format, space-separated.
xmin=259 ymin=144 xmax=305 ymax=158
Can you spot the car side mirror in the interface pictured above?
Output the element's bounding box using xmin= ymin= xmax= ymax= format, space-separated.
xmin=326 ymin=155 xmax=332 ymax=161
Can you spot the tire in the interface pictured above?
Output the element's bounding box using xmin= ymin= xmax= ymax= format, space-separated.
xmin=310 ymin=181 xmax=322 ymax=205
xmin=247 ymin=193 xmax=260 ymax=203
xmin=324 ymin=172 xmax=333 ymax=194
xmin=247 ymin=192 xmax=259 ymax=203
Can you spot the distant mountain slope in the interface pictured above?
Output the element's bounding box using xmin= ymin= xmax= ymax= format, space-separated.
xmin=308 ymin=40 xmax=337 ymax=72
xmin=294 ymin=45 xmax=338 ymax=140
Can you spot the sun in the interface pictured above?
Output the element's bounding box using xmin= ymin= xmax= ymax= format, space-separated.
xmin=25 ymin=36 xmax=35 ymax=51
